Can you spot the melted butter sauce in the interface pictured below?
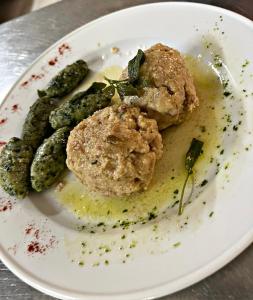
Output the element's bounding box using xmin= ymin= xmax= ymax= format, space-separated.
xmin=56 ymin=58 xmax=224 ymax=224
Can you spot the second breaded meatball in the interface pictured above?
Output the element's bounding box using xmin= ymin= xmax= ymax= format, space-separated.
xmin=66 ymin=105 xmax=163 ymax=196
xmin=122 ymin=43 xmax=199 ymax=130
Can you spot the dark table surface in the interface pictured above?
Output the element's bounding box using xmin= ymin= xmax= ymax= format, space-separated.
xmin=0 ymin=0 xmax=252 ymax=299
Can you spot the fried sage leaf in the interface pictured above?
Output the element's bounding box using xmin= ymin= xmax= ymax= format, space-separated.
xmin=0 ymin=138 xmax=33 ymax=198
xmin=104 ymin=49 xmax=145 ymax=98
xmin=31 ymin=127 xmax=70 ymax=192
xmin=116 ymin=82 xmax=139 ymax=99
xmin=128 ymin=49 xmax=145 ymax=83
xmin=100 ymin=85 xmax=115 ymax=99
xmin=38 ymin=60 xmax=89 ymax=98
xmin=22 ymin=96 xmax=58 ymax=151
xmin=49 ymin=84 xmax=114 ymax=129
xmin=104 ymin=77 xmax=138 ymax=99
xmin=185 ymin=138 xmax=204 ymax=173
xmin=178 ymin=138 xmax=204 ymax=215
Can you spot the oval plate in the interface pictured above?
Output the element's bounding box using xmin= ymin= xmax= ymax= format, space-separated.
xmin=0 ymin=2 xmax=253 ymax=299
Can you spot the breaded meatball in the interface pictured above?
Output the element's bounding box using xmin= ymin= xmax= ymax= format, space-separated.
xmin=66 ymin=105 xmax=163 ymax=196
xmin=122 ymin=43 xmax=199 ymax=130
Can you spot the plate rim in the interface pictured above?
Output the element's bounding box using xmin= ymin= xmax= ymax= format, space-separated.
xmin=1 ymin=229 xmax=253 ymax=300
xmin=1 ymin=2 xmax=253 ymax=299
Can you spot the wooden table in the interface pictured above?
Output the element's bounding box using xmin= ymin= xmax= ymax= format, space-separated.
xmin=0 ymin=0 xmax=252 ymax=299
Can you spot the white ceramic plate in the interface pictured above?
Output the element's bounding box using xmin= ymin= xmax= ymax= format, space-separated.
xmin=1 ymin=2 xmax=253 ymax=299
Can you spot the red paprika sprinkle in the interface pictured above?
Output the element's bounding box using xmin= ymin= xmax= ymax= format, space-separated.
xmin=34 ymin=229 xmax=40 ymax=239
xmin=48 ymin=57 xmax=58 ymax=66
xmin=31 ymin=74 xmax=44 ymax=80
xmin=0 ymin=200 xmax=12 ymax=212
xmin=0 ymin=118 xmax=7 ymax=125
xmin=24 ymin=223 xmax=58 ymax=255
xmin=11 ymin=104 xmax=19 ymax=112
xmin=25 ymin=224 xmax=34 ymax=235
xmin=27 ymin=241 xmax=46 ymax=254
xmin=58 ymin=43 xmax=71 ymax=55
xmin=21 ymin=80 xmax=29 ymax=87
